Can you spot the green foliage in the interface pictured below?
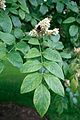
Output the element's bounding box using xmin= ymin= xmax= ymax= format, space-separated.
xmin=28 ymin=38 xmax=40 ymax=45
xmin=33 ymin=84 xmax=50 ymax=117
xmin=20 ymin=60 xmax=42 ymax=73
xmin=43 ymin=61 xmax=64 ymax=80
xmin=24 ymin=48 xmax=41 ymax=58
xmin=43 ymin=48 xmax=62 ymax=62
xmin=14 ymin=28 xmax=25 ymax=39
xmin=0 ymin=13 xmax=12 ymax=33
xmin=7 ymin=51 xmax=23 ymax=68
xmin=44 ymin=73 xmax=64 ymax=96
xmin=0 ymin=0 xmax=80 ymax=118
xmin=0 ymin=31 xmax=15 ymax=45
xmin=0 ymin=61 xmax=4 ymax=73
xmin=15 ymin=41 xmax=30 ymax=54
xmin=0 ymin=42 xmax=6 ymax=59
xmin=69 ymin=25 xmax=78 ymax=37
xmin=21 ymin=72 xmax=42 ymax=93
xmin=63 ymin=17 xmax=76 ymax=24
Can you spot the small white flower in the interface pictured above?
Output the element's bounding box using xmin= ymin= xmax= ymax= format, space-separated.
xmin=76 ymin=72 xmax=80 ymax=78
xmin=63 ymin=11 xmax=66 ymax=14
xmin=74 ymin=47 xmax=80 ymax=54
xmin=46 ymin=29 xmax=59 ymax=36
xmin=0 ymin=0 xmax=6 ymax=10
xmin=44 ymin=0 xmax=47 ymax=2
xmin=29 ymin=29 xmax=38 ymax=37
xmin=46 ymin=30 xmax=54 ymax=35
xmin=64 ymin=79 xmax=70 ymax=87
xmin=52 ymin=28 xmax=59 ymax=35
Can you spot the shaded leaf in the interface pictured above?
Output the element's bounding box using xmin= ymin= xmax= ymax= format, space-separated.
xmin=63 ymin=17 xmax=76 ymax=24
xmin=31 ymin=19 xmax=37 ymax=27
xmin=19 ymin=9 xmax=25 ymax=19
xmin=9 ymin=7 xmax=18 ymax=15
xmin=56 ymin=2 xmax=64 ymax=13
xmin=40 ymin=5 xmax=48 ymax=15
xmin=0 ymin=61 xmax=4 ymax=73
xmin=14 ymin=28 xmax=25 ymax=39
xmin=69 ymin=25 xmax=78 ymax=37
xmin=67 ymin=1 xmax=79 ymax=13
xmin=18 ymin=0 xmax=29 ymax=13
xmin=50 ymin=34 xmax=60 ymax=42
xmin=11 ymin=15 xmax=21 ymax=28
xmin=0 ymin=31 xmax=15 ymax=45
xmin=70 ymin=78 xmax=78 ymax=93
xmin=29 ymin=0 xmax=38 ymax=7
xmin=0 ymin=13 xmax=12 ymax=33
xmin=0 ymin=42 xmax=6 ymax=59
xmin=15 ymin=41 xmax=30 ymax=54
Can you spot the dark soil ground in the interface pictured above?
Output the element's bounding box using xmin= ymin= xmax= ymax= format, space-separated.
xmin=0 ymin=103 xmax=47 ymax=120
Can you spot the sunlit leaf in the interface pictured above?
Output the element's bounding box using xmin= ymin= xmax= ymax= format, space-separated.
xmin=33 ymin=84 xmax=50 ymax=117
xmin=44 ymin=73 xmax=64 ymax=96
xmin=20 ymin=60 xmax=42 ymax=73
xmin=21 ymin=72 xmax=42 ymax=93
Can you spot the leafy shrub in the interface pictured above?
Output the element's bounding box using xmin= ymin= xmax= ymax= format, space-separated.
xmin=0 ymin=0 xmax=80 ymax=118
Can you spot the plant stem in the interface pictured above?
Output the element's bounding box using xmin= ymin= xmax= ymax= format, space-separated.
xmin=8 ymin=46 xmax=15 ymax=53
xmin=39 ymin=38 xmax=44 ymax=74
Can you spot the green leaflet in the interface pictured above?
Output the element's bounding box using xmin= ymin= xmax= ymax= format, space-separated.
xmin=69 ymin=25 xmax=78 ymax=37
xmin=24 ymin=48 xmax=41 ymax=58
xmin=19 ymin=9 xmax=25 ymax=20
xmin=7 ymin=51 xmax=23 ymax=68
xmin=50 ymin=34 xmax=60 ymax=42
xmin=44 ymin=73 xmax=64 ymax=96
xmin=63 ymin=17 xmax=76 ymax=24
xmin=0 ymin=42 xmax=6 ymax=60
xmin=33 ymin=84 xmax=50 ymax=117
xmin=29 ymin=0 xmax=38 ymax=7
xmin=20 ymin=60 xmax=42 ymax=73
xmin=18 ymin=0 xmax=29 ymax=13
xmin=43 ymin=61 xmax=64 ymax=80
xmin=11 ymin=15 xmax=21 ymax=28
xmin=21 ymin=72 xmax=42 ymax=93
xmin=60 ymin=51 xmax=71 ymax=59
xmin=43 ymin=48 xmax=62 ymax=62
xmin=40 ymin=4 xmax=48 ymax=15
xmin=0 ymin=13 xmax=12 ymax=33
xmin=0 ymin=31 xmax=15 ymax=45
xmin=15 ymin=41 xmax=30 ymax=54
xmin=56 ymin=2 xmax=64 ymax=13
xmin=0 ymin=61 xmax=4 ymax=74
xmin=28 ymin=38 xmax=40 ymax=45
xmin=14 ymin=28 xmax=25 ymax=39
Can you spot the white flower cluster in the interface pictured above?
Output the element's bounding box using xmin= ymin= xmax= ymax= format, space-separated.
xmin=76 ymin=70 xmax=80 ymax=78
xmin=64 ymin=79 xmax=70 ymax=87
xmin=0 ymin=0 xmax=6 ymax=10
xmin=29 ymin=17 xmax=59 ymax=37
xmin=74 ymin=47 xmax=80 ymax=54
xmin=47 ymin=28 xmax=59 ymax=36
xmin=44 ymin=0 xmax=47 ymax=2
